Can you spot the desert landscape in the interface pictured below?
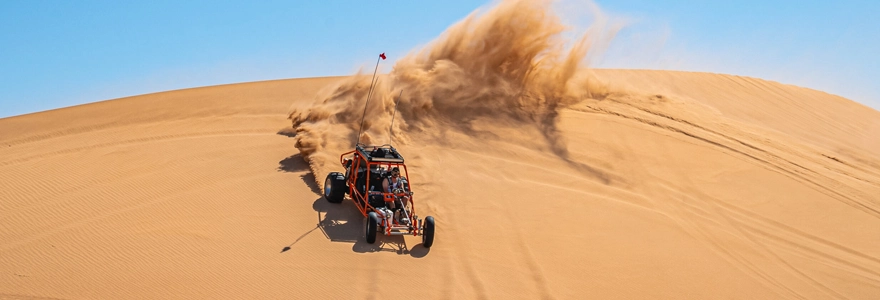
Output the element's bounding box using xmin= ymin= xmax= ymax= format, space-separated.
xmin=2 ymin=1 xmax=879 ymax=299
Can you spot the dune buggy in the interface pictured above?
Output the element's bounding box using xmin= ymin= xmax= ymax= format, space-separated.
xmin=323 ymin=144 xmax=435 ymax=248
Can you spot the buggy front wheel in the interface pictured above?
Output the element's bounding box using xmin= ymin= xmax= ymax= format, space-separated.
xmin=422 ymin=216 xmax=435 ymax=248
xmin=365 ymin=212 xmax=380 ymax=244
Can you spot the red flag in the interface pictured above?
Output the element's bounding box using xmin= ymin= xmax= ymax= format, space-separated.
xmin=379 ymin=53 xmax=386 ymax=60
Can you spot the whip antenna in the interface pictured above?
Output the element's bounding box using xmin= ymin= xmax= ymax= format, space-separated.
xmin=389 ymin=90 xmax=403 ymax=144
xmin=355 ymin=52 xmax=386 ymax=146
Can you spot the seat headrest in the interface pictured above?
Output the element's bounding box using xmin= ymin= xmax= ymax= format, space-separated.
xmin=372 ymin=148 xmax=385 ymax=155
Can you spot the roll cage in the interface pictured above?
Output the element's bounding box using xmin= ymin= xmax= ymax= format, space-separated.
xmin=339 ymin=144 xmax=414 ymax=218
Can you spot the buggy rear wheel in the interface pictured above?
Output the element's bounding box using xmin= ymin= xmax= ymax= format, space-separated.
xmin=324 ymin=172 xmax=345 ymax=203
xmin=422 ymin=216 xmax=435 ymax=248
xmin=365 ymin=212 xmax=380 ymax=244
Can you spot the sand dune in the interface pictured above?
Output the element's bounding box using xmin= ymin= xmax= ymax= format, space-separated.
xmin=3 ymin=0 xmax=880 ymax=298
xmin=1 ymin=70 xmax=879 ymax=299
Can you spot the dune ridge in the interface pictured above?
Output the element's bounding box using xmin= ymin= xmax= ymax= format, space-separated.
xmin=1 ymin=69 xmax=879 ymax=298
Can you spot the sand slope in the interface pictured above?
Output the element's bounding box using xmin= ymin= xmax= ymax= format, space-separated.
xmin=1 ymin=71 xmax=879 ymax=299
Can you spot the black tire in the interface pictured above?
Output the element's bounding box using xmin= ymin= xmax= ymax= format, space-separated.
xmin=324 ymin=172 xmax=345 ymax=203
xmin=343 ymin=160 xmax=352 ymax=195
xmin=366 ymin=212 xmax=380 ymax=244
xmin=422 ymin=216 xmax=435 ymax=248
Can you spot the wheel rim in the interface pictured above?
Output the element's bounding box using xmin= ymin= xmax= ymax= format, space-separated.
xmin=324 ymin=177 xmax=332 ymax=198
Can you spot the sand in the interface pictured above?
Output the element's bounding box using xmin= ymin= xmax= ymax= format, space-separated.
xmin=1 ymin=70 xmax=878 ymax=299
xmin=3 ymin=0 xmax=880 ymax=298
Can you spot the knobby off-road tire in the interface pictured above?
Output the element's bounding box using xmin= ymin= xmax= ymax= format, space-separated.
xmin=324 ymin=172 xmax=345 ymax=203
xmin=422 ymin=216 xmax=435 ymax=248
xmin=366 ymin=212 xmax=380 ymax=244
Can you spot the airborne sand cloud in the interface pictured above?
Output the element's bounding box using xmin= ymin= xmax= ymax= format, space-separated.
xmin=289 ymin=0 xmax=620 ymax=184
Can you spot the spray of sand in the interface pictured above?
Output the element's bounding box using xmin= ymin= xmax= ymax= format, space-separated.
xmin=289 ymin=0 xmax=619 ymax=184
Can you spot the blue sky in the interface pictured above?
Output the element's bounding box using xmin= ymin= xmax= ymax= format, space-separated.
xmin=1 ymin=0 xmax=877 ymax=118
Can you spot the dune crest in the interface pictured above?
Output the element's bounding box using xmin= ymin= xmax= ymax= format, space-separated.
xmin=2 ymin=73 xmax=879 ymax=300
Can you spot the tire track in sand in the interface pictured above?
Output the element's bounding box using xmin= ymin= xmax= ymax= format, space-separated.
xmin=572 ymin=100 xmax=880 ymax=220
xmin=653 ymin=182 xmax=880 ymax=298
